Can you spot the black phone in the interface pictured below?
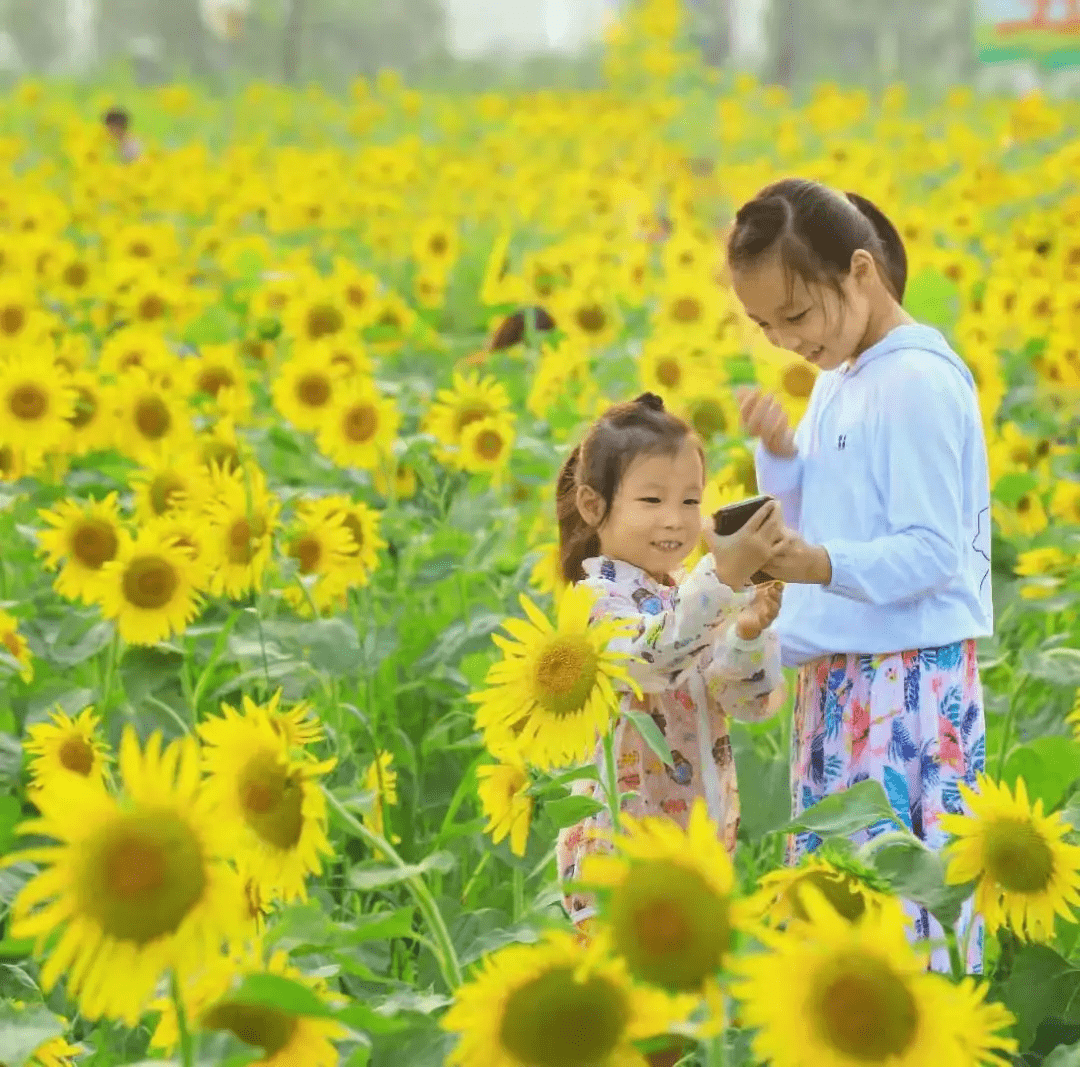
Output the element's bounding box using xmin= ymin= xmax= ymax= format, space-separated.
xmin=712 ymin=495 xmax=776 ymax=585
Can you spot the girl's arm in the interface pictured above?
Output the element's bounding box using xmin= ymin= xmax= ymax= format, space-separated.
xmin=585 ymin=555 xmax=749 ymax=695
xmin=821 ymin=364 xmax=977 ymax=606
xmin=704 ymin=625 xmax=784 ymax=723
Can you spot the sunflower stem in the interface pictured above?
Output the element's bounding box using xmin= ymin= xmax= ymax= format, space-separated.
xmin=994 ymin=672 xmax=1027 ymax=782
xmin=100 ymin=629 xmax=121 ymax=717
xmin=512 ymin=865 xmax=525 ymax=922
xmin=325 ymin=788 xmax=464 ymax=990
xmin=171 ymin=970 xmax=195 ymax=1067
xmin=602 ymin=728 xmax=622 ymax=835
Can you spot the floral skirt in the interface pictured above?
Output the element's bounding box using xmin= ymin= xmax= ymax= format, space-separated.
xmin=790 ymin=639 xmax=986 ymax=973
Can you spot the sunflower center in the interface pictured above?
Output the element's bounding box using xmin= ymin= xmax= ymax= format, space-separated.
xmin=150 ymin=473 xmax=185 ymax=515
xmin=656 ymin=358 xmax=681 ymax=389
xmin=122 ymin=554 xmax=179 ymax=610
xmin=202 ymin=440 xmax=241 ymax=473
xmin=814 ymin=954 xmax=919 ymax=1061
xmin=72 ymin=519 xmax=119 ymax=570
xmin=80 ymin=809 xmax=207 ymax=945
xmin=237 ymin=750 xmax=304 ymax=850
xmin=576 ymin=304 xmax=607 ymax=334
xmin=782 ymin=363 xmax=816 ymax=399
xmin=198 ymin=367 xmax=234 ymax=397
xmin=139 ymin=294 xmax=167 ymax=321
xmin=201 ymin=1002 xmax=298 ymax=1057
xmin=0 ymin=444 xmax=13 ymax=475
xmin=59 ymin=735 xmax=95 ymax=775
xmin=345 ymin=284 xmax=369 ymax=309
xmin=984 ymin=817 xmax=1055 ymax=894
xmin=2 ymin=630 xmax=19 ymax=657
xmin=1 ymin=305 xmax=26 ymax=335
xmin=788 ymin=871 xmax=868 ymax=923
xmin=226 ymin=515 xmax=267 ymax=566
xmin=475 ymin=428 xmax=504 ymax=460
xmin=67 ymin=386 xmax=98 ymax=429
xmin=8 ymin=383 xmax=47 ymax=420
xmin=343 ymin=514 xmax=364 ymax=554
xmin=690 ymin=399 xmax=727 ymax=440
xmin=306 ymin=304 xmax=344 ymax=339
xmin=671 ymin=297 xmax=702 ymax=323
xmin=429 ymin=233 xmax=449 ymax=255
xmin=500 ymin=965 xmax=629 ymax=1067
xmin=611 ymin=859 xmax=730 ymax=992
xmin=533 ymin=637 xmax=599 ymax=718
xmin=454 ymin=404 xmax=492 ymax=434
xmin=343 ymin=403 xmax=379 ymax=443
xmin=289 ymin=534 xmax=321 ymax=574
xmin=135 ymin=396 xmax=171 ymax=440
xmin=64 ymin=262 xmax=89 ymax=287
xmin=296 ymin=374 xmax=331 ymax=408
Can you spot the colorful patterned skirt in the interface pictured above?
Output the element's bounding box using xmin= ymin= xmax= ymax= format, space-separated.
xmin=790 ymin=639 xmax=986 ymax=973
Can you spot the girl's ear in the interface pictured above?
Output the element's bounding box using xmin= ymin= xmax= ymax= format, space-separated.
xmin=850 ymin=247 xmax=876 ymax=286
xmin=576 ymin=484 xmax=605 ymax=527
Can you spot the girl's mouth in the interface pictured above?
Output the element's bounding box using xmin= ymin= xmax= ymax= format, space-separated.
xmin=653 ymin=540 xmax=683 ymax=551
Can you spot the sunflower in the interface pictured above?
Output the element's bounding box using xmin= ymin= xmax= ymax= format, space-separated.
xmin=372 ymin=459 xmax=418 ymax=501
xmin=114 ymin=369 xmax=193 ymax=462
xmin=23 ymin=706 xmax=110 ymax=790
xmin=441 ymin=930 xmax=690 ymax=1067
xmin=315 ymin=378 xmax=400 ymax=472
xmin=478 ymin=754 xmax=534 ymax=858
xmin=413 ymin=216 xmax=460 ymax=272
xmin=458 ymin=414 xmax=516 ymax=481
xmin=151 ymin=942 xmax=345 ymax=1066
xmin=295 ymin=495 xmax=385 ymax=594
xmin=676 ymin=387 xmax=739 ymax=446
xmin=365 ymin=291 xmax=421 ymax=352
xmin=528 ymin=541 xmax=568 ymax=605
xmin=36 ymin=493 xmax=128 ymax=605
xmin=993 ymin=491 xmax=1049 ymax=540
xmin=578 ymin=799 xmax=748 ymax=995
xmin=941 ymin=978 xmax=1018 ymax=1067
xmin=0 ymin=355 xmax=75 ymax=452
xmin=7 ymin=728 xmax=246 ymax=1025
xmin=327 ymin=258 xmax=383 ymax=328
xmin=300 ymin=336 xmax=373 ymax=381
xmin=271 ymin=348 xmax=339 ymax=433
xmin=282 ymin=282 xmax=356 ymax=345
xmin=1050 ymin=479 xmax=1080 ymax=526
xmin=749 ymin=851 xmax=907 ymax=930
xmin=62 ymin=369 xmax=115 ymax=455
xmin=0 ymin=607 xmax=33 ymax=682
xmin=552 ymin=286 xmax=622 ymax=350
xmin=257 ymin=690 xmax=325 ymax=750
xmin=360 ymin=751 xmax=401 ymax=854
xmin=130 ymin=452 xmax=213 ymax=522
xmin=98 ymin=326 xmax=175 ymax=380
xmin=281 ymin=501 xmax=355 ymax=615
xmin=2 ymin=1004 xmax=83 ymax=1067
xmin=652 ymin=277 xmax=725 ymax=338
xmin=198 ymin=700 xmax=336 ymax=904
xmin=731 ymin=886 xmax=1002 ymax=1067
xmin=753 ymin=343 xmax=819 ymax=422
xmin=98 ymin=527 xmax=206 ymax=645
xmin=637 ymin=338 xmax=703 ymax=400
xmin=202 ymin=465 xmax=281 ymax=599
xmin=469 ymin=584 xmax=639 ymax=770
xmin=941 ymin=773 xmax=1080 ymax=941
xmin=425 ymin=371 xmax=513 ymax=458
xmin=184 ymin=343 xmax=252 ymax=419
xmin=0 ymin=442 xmax=44 ymax=482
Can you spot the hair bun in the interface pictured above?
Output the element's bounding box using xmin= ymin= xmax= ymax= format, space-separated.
xmin=634 ymin=392 xmax=665 ymax=412
xmin=735 ymin=194 xmax=788 ymax=228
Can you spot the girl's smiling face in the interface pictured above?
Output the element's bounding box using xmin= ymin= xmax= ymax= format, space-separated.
xmin=731 ymin=249 xmax=877 ymax=372
xmin=576 ymin=437 xmax=704 ymax=582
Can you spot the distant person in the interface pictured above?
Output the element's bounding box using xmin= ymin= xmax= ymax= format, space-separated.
xmin=103 ymin=108 xmax=141 ymax=164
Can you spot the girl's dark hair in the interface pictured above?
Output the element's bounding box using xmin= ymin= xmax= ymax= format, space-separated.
xmin=727 ymin=178 xmax=907 ymax=303
xmin=556 ymin=392 xmax=699 ymax=583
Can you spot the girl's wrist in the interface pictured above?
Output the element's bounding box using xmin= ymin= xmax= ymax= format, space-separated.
xmin=811 ymin=545 xmax=833 ymax=585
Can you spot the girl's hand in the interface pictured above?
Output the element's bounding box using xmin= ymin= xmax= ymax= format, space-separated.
xmin=766 ymin=531 xmax=833 ymax=585
xmin=736 ymin=581 xmax=783 ymax=641
xmin=737 ymin=388 xmax=797 ymax=459
xmin=702 ymin=500 xmax=786 ymax=590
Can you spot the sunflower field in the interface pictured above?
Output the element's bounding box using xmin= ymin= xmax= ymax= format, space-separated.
xmin=1 ymin=2 xmax=1080 ymax=1065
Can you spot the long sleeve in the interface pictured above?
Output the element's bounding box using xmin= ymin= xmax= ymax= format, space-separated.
xmin=754 ymin=388 xmax=817 ymax=530
xmin=821 ymin=365 xmax=969 ymax=607
xmin=704 ymin=625 xmax=783 ymax=723
xmin=584 ymin=555 xmax=749 ymax=695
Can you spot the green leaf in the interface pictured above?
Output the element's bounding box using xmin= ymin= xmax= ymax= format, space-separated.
xmin=0 ymin=1002 xmax=65 ymax=1067
xmin=993 ymin=471 xmax=1039 ymax=507
xmin=1002 ymin=737 xmax=1080 ymax=814
xmin=903 ymin=268 xmax=959 ymax=328
xmin=868 ymin=838 xmax=974 ymax=928
xmin=731 ymin=725 xmax=790 ymax=842
xmin=347 ymin=851 xmax=457 ymax=891
xmin=782 ymin=779 xmax=903 ymax=837
xmin=542 ymin=795 xmax=605 ymax=830
xmin=1027 ymin=647 xmax=1080 ymax=687
xmin=622 ymin=708 xmax=673 ymax=767
xmin=1043 ymin=1039 xmax=1080 ymax=1067
xmin=227 ymin=973 xmax=334 ymax=1019
xmin=0 ymin=796 xmax=21 ymax=855
xmin=0 ymin=734 xmax=21 ymax=790
xmin=998 ymin=942 xmax=1080 ymax=1050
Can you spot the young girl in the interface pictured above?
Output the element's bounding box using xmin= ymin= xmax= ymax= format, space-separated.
xmin=725 ymin=178 xmax=993 ymax=972
xmin=554 ymin=392 xmax=787 ymax=930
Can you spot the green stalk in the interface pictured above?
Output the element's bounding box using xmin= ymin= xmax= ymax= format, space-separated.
xmin=326 ymin=789 xmax=463 ymax=990
xmin=602 ymin=728 xmax=623 ymax=835
xmin=172 ymin=971 xmax=195 ymax=1067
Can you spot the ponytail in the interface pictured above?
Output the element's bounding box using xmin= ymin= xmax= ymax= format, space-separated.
xmin=845 ymin=192 xmax=908 ymax=302
xmin=556 ymin=445 xmax=599 ymax=584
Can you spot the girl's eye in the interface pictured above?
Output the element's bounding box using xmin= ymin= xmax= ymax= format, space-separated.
xmin=639 ymin=497 xmax=662 ymax=504
xmin=684 ymin=498 xmax=700 ymax=506
xmin=786 ymin=309 xmax=809 ymax=324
